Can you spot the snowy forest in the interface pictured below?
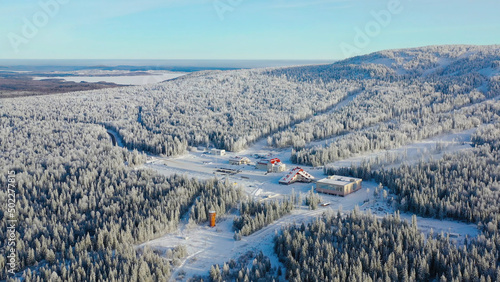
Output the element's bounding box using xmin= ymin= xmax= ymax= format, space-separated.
xmin=2 ymin=46 xmax=498 ymax=159
xmin=310 ymin=106 xmax=500 ymax=282
xmin=233 ymin=198 xmax=294 ymax=237
xmin=325 ymin=124 xmax=500 ymax=225
xmin=1 ymin=45 xmax=499 ymax=280
xmin=274 ymin=211 xmax=499 ymax=282
xmin=0 ymin=115 xmax=246 ymax=280
xmin=282 ymin=46 xmax=500 ymax=166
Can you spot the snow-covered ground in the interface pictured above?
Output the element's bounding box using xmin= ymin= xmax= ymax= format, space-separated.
xmin=145 ymin=128 xmax=476 ymax=196
xmin=140 ymin=210 xmax=292 ymax=280
xmin=139 ymin=177 xmax=478 ymax=281
xmin=326 ymin=128 xmax=476 ymax=170
xmin=140 ymin=181 xmax=378 ymax=280
xmin=142 ymin=144 xmax=322 ymax=199
xmin=137 ymin=128 xmax=480 ymax=281
xmin=33 ymin=70 xmax=186 ymax=85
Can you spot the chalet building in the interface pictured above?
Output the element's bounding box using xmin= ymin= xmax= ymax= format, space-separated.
xmin=279 ymin=167 xmax=315 ymax=185
xmin=229 ymin=156 xmax=251 ymax=165
xmin=316 ymin=175 xmax=362 ymax=196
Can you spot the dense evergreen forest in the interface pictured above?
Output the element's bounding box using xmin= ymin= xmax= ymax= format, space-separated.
xmin=3 ymin=46 xmax=497 ymax=158
xmin=1 ymin=45 xmax=499 ymax=280
xmin=196 ymin=251 xmax=280 ymax=282
xmin=284 ymin=46 xmax=500 ymax=166
xmin=1 ymin=69 xmax=358 ymax=155
xmin=233 ymin=198 xmax=294 ymax=237
xmin=0 ymin=116 xmax=241 ymax=280
xmin=301 ymin=107 xmax=500 ymax=282
xmin=189 ymin=182 xmax=244 ymax=224
xmin=275 ymin=211 xmax=500 ymax=282
xmin=293 ymin=99 xmax=500 ymax=166
xmin=325 ymin=124 xmax=500 ymax=225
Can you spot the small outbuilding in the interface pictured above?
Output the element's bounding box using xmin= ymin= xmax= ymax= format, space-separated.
xmin=209 ymin=211 xmax=216 ymax=227
xmin=210 ymin=148 xmax=226 ymax=156
xmin=256 ymin=160 xmax=270 ymax=170
xmin=316 ymin=175 xmax=362 ymax=196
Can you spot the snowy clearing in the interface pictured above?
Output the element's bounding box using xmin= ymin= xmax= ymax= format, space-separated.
xmin=139 ymin=150 xmax=479 ymax=281
xmin=326 ymin=128 xmax=476 ymax=170
xmin=33 ymin=71 xmax=186 ymax=85
xmin=136 ymin=121 xmax=481 ymax=281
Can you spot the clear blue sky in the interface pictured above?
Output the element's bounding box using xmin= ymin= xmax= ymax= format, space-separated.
xmin=1 ymin=0 xmax=499 ymax=60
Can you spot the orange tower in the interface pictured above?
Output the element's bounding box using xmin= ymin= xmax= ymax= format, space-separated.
xmin=209 ymin=211 xmax=216 ymax=227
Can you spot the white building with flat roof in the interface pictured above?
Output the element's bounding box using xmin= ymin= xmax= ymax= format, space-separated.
xmin=210 ymin=148 xmax=226 ymax=156
xmin=316 ymin=175 xmax=362 ymax=196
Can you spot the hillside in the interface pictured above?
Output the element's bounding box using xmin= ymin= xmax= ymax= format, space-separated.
xmin=1 ymin=45 xmax=499 ymax=281
xmin=3 ymin=45 xmax=499 ymax=157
